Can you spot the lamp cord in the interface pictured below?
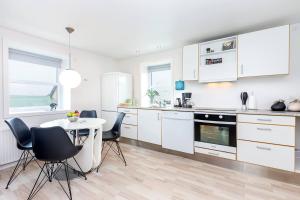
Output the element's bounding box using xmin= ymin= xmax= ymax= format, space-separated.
xmin=69 ymin=32 xmax=71 ymax=69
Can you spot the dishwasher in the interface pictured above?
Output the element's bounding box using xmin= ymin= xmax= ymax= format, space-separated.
xmin=162 ymin=111 xmax=194 ymax=154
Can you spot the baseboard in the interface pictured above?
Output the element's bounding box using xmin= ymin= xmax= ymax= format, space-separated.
xmin=120 ymin=137 xmax=300 ymax=186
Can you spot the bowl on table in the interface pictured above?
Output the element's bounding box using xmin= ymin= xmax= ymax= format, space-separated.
xmin=67 ymin=116 xmax=79 ymax=122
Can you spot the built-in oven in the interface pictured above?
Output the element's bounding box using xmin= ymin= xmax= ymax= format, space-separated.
xmin=194 ymin=112 xmax=236 ymax=153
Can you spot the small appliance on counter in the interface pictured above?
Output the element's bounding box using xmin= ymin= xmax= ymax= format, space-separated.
xmin=271 ymin=100 xmax=286 ymax=111
xmin=182 ymin=92 xmax=193 ymax=108
xmin=240 ymin=92 xmax=248 ymax=110
xmin=248 ymin=91 xmax=257 ymax=110
xmin=174 ymin=98 xmax=182 ymax=107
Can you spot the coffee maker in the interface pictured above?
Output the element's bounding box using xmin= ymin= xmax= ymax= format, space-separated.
xmin=182 ymin=92 xmax=193 ymax=108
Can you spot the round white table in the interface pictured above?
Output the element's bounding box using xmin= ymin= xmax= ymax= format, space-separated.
xmin=40 ymin=118 xmax=106 ymax=173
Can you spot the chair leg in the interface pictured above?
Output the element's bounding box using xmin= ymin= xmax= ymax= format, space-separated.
xmin=27 ymin=163 xmax=47 ymax=200
xmin=5 ymin=151 xmax=26 ymax=189
xmin=97 ymin=141 xmax=114 ymax=172
xmin=64 ymin=160 xmax=72 ymax=200
xmin=115 ymin=141 xmax=127 ymax=166
xmin=72 ymin=157 xmax=87 ymax=180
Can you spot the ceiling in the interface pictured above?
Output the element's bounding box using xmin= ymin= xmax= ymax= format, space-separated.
xmin=0 ymin=0 xmax=300 ymax=59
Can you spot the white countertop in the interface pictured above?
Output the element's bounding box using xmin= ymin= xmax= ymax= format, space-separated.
xmin=118 ymin=106 xmax=300 ymax=117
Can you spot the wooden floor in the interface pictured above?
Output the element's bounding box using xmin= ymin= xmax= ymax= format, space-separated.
xmin=1 ymin=143 xmax=300 ymax=200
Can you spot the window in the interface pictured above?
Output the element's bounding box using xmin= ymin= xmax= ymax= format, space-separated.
xmin=8 ymin=48 xmax=62 ymax=114
xmin=147 ymin=63 xmax=172 ymax=104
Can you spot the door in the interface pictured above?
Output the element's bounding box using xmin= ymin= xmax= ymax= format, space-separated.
xmin=101 ymin=73 xmax=118 ymax=111
xmin=101 ymin=111 xmax=118 ymax=131
xmin=118 ymin=73 xmax=132 ymax=105
xmin=183 ymin=44 xmax=199 ymax=80
xmin=238 ymin=25 xmax=289 ymax=77
xmin=138 ymin=109 xmax=162 ymax=145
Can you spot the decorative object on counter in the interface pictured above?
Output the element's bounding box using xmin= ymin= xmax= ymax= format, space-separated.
xmin=49 ymin=103 xmax=57 ymax=111
xmin=205 ymin=58 xmax=222 ymax=65
xmin=248 ymin=91 xmax=257 ymax=110
xmin=287 ymin=99 xmax=300 ymax=112
xmin=174 ymin=98 xmax=182 ymax=107
xmin=175 ymin=80 xmax=185 ymax=90
xmin=182 ymin=92 xmax=193 ymax=108
xmin=271 ymin=100 xmax=286 ymax=111
xmin=240 ymin=92 xmax=248 ymax=110
xmin=222 ymin=40 xmax=235 ymax=51
xmin=67 ymin=110 xmax=80 ymax=122
xmin=146 ymin=88 xmax=159 ymax=105
xmin=206 ymin=48 xmax=211 ymax=53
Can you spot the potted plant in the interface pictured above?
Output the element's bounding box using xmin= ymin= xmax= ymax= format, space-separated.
xmin=146 ymin=88 xmax=159 ymax=105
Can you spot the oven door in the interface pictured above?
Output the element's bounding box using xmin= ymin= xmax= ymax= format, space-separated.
xmin=194 ymin=120 xmax=236 ymax=153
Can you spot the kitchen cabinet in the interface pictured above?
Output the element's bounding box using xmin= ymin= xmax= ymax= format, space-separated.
xmin=237 ymin=114 xmax=296 ymax=172
xmin=138 ymin=109 xmax=162 ymax=145
xmin=183 ymin=44 xmax=199 ymax=80
xmin=238 ymin=25 xmax=289 ymax=77
xmin=118 ymin=108 xmax=138 ymax=140
xmin=198 ymin=36 xmax=237 ymax=83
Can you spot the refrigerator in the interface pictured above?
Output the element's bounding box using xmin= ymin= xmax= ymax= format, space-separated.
xmin=101 ymin=72 xmax=132 ymax=131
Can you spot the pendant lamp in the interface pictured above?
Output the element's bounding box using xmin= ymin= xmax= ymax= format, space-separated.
xmin=59 ymin=27 xmax=81 ymax=88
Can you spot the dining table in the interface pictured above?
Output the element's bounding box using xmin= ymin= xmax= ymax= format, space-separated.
xmin=40 ymin=118 xmax=106 ymax=173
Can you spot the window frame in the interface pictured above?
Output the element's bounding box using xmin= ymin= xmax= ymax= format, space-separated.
xmin=140 ymin=60 xmax=174 ymax=106
xmin=2 ymin=38 xmax=71 ymax=118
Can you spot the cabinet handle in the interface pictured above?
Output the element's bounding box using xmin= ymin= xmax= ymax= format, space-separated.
xmin=193 ymin=69 xmax=196 ymax=78
xmin=256 ymin=146 xmax=271 ymax=151
xmin=124 ymin=126 xmax=131 ymax=129
xmin=125 ymin=115 xmax=131 ymax=118
xmin=208 ymin=152 xmax=219 ymax=156
xmin=157 ymin=113 xmax=160 ymax=120
xmin=257 ymin=127 xmax=272 ymax=131
xmin=257 ymin=118 xmax=272 ymax=122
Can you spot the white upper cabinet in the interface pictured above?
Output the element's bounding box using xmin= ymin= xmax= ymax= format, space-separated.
xmin=183 ymin=44 xmax=199 ymax=80
xmin=199 ymin=36 xmax=237 ymax=83
xmin=238 ymin=25 xmax=290 ymax=77
xmin=138 ymin=109 xmax=162 ymax=145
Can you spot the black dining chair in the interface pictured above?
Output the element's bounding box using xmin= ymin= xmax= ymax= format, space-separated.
xmin=28 ymin=126 xmax=86 ymax=200
xmin=70 ymin=110 xmax=97 ymax=143
xmin=4 ymin=118 xmax=40 ymax=189
xmin=97 ymin=112 xmax=126 ymax=171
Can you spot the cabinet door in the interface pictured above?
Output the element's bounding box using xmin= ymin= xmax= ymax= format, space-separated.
xmin=238 ymin=25 xmax=289 ymax=77
xmin=101 ymin=73 xmax=118 ymax=111
xmin=138 ymin=109 xmax=162 ymax=145
xmin=118 ymin=73 xmax=132 ymax=105
xmin=183 ymin=44 xmax=199 ymax=80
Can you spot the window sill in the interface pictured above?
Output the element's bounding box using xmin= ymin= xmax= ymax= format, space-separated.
xmin=5 ymin=109 xmax=71 ymax=118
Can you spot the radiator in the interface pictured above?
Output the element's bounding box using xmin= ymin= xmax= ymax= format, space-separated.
xmin=0 ymin=129 xmax=22 ymax=166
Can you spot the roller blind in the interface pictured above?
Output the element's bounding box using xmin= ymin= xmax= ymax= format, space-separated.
xmin=147 ymin=63 xmax=171 ymax=73
xmin=9 ymin=48 xmax=62 ymax=68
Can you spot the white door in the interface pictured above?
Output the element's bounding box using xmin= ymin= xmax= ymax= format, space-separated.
xmin=183 ymin=44 xmax=199 ymax=80
xmin=118 ymin=73 xmax=132 ymax=104
xmin=138 ymin=109 xmax=162 ymax=145
xmin=238 ymin=25 xmax=289 ymax=77
xmin=101 ymin=111 xmax=118 ymax=131
xmin=101 ymin=73 xmax=118 ymax=111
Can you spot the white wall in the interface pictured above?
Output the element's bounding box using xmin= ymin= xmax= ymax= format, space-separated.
xmin=118 ymin=23 xmax=300 ymax=110
xmin=0 ymin=26 xmax=120 ymax=166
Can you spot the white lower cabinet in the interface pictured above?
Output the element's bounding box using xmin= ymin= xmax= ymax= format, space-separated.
xmin=138 ymin=109 xmax=162 ymax=145
xmin=237 ymin=140 xmax=295 ymax=171
xmin=237 ymin=123 xmax=295 ymax=146
xmin=121 ymin=124 xmax=138 ymax=140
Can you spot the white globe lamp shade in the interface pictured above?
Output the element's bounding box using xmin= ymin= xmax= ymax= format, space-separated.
xmin=59 ymin=69 xmax=81 ymax=88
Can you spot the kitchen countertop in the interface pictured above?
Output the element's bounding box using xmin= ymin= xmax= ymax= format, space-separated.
xmin=118 ymin=105 xmax=300 ymax=117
